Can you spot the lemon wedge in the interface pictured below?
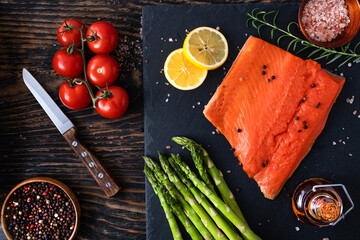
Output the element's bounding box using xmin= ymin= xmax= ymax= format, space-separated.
xmin=164 ymin=48 xmax=208 ymax=90
xmin=183 ymin=27 xmax=228 ymax=70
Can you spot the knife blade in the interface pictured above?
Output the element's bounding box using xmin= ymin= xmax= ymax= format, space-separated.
xmin=22 ymin=68 xmax=121 ymax=197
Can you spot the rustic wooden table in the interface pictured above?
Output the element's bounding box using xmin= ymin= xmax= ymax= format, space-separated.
xmin=0 ymin=0 xmax=298 ymax=239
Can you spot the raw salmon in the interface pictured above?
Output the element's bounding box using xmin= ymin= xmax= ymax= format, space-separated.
xmin=203 ymin=36 xmax=345 ymax=199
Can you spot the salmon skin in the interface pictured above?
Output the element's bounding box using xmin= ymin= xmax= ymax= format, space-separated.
xmin=203 ymin=36 xmax=345 ymax=200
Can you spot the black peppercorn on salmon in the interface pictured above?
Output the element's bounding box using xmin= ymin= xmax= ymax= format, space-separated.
xmin=203 ymin=36 xmax=345 ymax=199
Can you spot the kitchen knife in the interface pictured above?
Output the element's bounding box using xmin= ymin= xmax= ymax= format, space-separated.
xmin=22 ymin=68 xmax=121 ymax=197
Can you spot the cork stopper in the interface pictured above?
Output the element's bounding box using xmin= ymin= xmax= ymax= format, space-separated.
xmin=318 ymin=201 xmax=341 ymax=221
xmin=310 ymin=195 xmax=341 ymax=222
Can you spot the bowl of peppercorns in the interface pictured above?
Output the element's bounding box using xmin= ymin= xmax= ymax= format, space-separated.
xmin=1 ymin=177 xmax=80 ymax=240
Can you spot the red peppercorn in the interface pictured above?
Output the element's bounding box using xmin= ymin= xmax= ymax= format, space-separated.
xmin=29 ymin=215 xmax=33 ymax=218
xmin=43 ymin=192 xmax=47 ymax=196
xmin=63 ymin=215 xmax=66 ymax=218
xmin=30 ymin=224 xmax=34 ymax=229
xmin=50 ymin=187 xmax=54 ymax=191
xmin=27 ymin=197 xmax=31 ymax=202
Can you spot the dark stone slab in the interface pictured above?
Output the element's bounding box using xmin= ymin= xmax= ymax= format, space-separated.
xmin=143 ymin=3 xmax=360 ymax=240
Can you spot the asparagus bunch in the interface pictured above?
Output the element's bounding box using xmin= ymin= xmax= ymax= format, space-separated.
xmin=144 ymin=138 xmax=261 ymax=240
xmin=168 ymin=154 xmax=243 ymax=240
xmin=171 ymin=153 xmax=261 ymax=240
xmin=144 ymin=166 xmax=185 ymax=240
xmin=158 ymin=152 xmax=226 ymax=240
xmin=144 ymin=156 xmax=213 ymax=240
xmin=172 ymin=137 xmax=247 ymax=224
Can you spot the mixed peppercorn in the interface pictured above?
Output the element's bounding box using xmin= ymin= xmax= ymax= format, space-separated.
xmin=4 ymin=182 xmax=76 ymax=240
xmin=260 ymin=65 xmax=276 ymax=83
xmin=295 ymin=83 xmax=321 ymax=133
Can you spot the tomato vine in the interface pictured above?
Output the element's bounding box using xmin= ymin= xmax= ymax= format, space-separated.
xmin=63 ymin=22 xmax=110 ymax=108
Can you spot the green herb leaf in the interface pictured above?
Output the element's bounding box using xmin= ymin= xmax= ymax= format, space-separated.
xmin=296 ymin=45 xmax=310 ymax=55
xmin=338 ymin=56 xmax=353 ymax=67
xmin=307 ymin=49 xmax=322 ymax=58
xmin=326 ymin=54 xmax=342 ymax=65
xmin=353 ymin=56 xmax=360 ymax=63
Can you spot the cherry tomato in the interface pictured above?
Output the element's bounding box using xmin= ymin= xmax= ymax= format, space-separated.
xmin=52 ymin=49 xmax=83 ymax=78
xmin=86 ymin=21 xmax=118 ymax=54
xmin=87 ymin=55 xmax=119 ymax=88
xmin=59 ymin=81 xmax=91 ymax=110
xmin=95 ymin=86 xmax=129 ymax=119
xmin=57 ymin=19 xmax=86 ymax=47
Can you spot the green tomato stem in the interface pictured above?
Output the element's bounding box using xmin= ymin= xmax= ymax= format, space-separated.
xmin=78 ymin=26 xmax=97 ymax=108
xmin=67 ymin=24 xmax=110 ymax=108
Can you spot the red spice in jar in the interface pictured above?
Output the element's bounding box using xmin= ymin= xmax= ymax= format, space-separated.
xmin=301 ymin=0 xmax=350 ymax=42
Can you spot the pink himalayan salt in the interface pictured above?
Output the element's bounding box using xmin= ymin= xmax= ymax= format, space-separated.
xmin=302 ymin=0 xmax=350 ymax=42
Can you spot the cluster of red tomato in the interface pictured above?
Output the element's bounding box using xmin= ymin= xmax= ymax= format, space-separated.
xmin=53 ymin=19 xmax=129 ymax=119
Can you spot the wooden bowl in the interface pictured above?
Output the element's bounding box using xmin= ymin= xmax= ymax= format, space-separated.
xmin=1 ymin=177 xmax=80 ymax=240
xmin=298 ymin=0 xmax=360 ymax=48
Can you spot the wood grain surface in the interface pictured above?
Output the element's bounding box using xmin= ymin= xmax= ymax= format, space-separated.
xmin=0 ymin=0 xmax=299 ymax=239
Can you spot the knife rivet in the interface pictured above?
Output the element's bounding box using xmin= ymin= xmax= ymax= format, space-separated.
xmin=105 ymin=182 xmax=111 ymax=188
xmin=98 ymin=173 xmax=104 ymax=179
xmin=89 ymin=162 xmax=94 ymax=168
xmin=81 ymin=151 xmax=87 ymax=157
xmin=72 ymin=141 xmax=78 ymax=147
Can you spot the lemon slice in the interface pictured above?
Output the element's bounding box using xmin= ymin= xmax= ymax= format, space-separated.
xmin=183 ymin=27 xmax=228 ymax=70
xmin=164 ymin=48 xmax=208 ymax=90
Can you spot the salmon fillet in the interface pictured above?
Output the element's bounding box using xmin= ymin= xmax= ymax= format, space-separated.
xmin=203 ymin=36 xmax=345 ymax=199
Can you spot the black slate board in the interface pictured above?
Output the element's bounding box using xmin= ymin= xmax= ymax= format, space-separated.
xmin=142 ymin=3 xmax=360 ymax=240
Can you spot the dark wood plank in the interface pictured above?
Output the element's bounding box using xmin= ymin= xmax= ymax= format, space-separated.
xmin=0 ymin=0 xmax=300 ymax=239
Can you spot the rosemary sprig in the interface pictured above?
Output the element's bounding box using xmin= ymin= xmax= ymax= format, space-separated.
xmin=246 ymin=8 xmax=360 ymax=67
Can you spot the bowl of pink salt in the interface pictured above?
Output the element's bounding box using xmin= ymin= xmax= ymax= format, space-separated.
xmin=298 ymin=0 xmax=360 ymax=48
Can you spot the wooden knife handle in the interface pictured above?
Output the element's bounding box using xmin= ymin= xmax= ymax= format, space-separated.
xmin=63 ymin=127 xmax=121 ymax=197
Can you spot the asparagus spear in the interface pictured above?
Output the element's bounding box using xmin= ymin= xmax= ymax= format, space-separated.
xmin=162 ymin=189 xmax=203 ymax=240
xmin=189 ymin=144 xmax=215 ymax=192
xmin=172 ymin=137 xmax=247 ymax=224
xmin=172 ymin=154 xmax=261 ymax=240
xmin=158 ymin=152 xmax=227 ymax=240
xmin=169 ymin=154 xmax=243 ymax=240
xmin=144 ymin=156 xmax=213 ymax=240
xmin=144 ymin=166 xmax=184 ymax=240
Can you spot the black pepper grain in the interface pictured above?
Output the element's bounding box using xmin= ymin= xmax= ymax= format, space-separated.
xmin=295 ymin=116 xmax=299 ymax=120
xmin=271 ymin=75 xmax=275 ymax=79
xmin=266 ymin=79 xmax=270 ymax=83
xmin=303 ymin=121 xmax=306 ymax=125
xmin=304 ymin=125 xmax=308 ymax=129
xmin=262 ymin=65 xmax=266 ymax=69
xmin=298 ymin=130 xmax=302 ymax=132
xmin=316 ymin=102 xmax=320 ymax=108
xmin=262 ymin=71 xmax=266 ymax=75
xmin=262 ymin=160 xmax=268 ymax=167
xmin=312 ymin=83 xmax=316 ymax=88
xmin=237 ymin=128 xmax=242 ymax=133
